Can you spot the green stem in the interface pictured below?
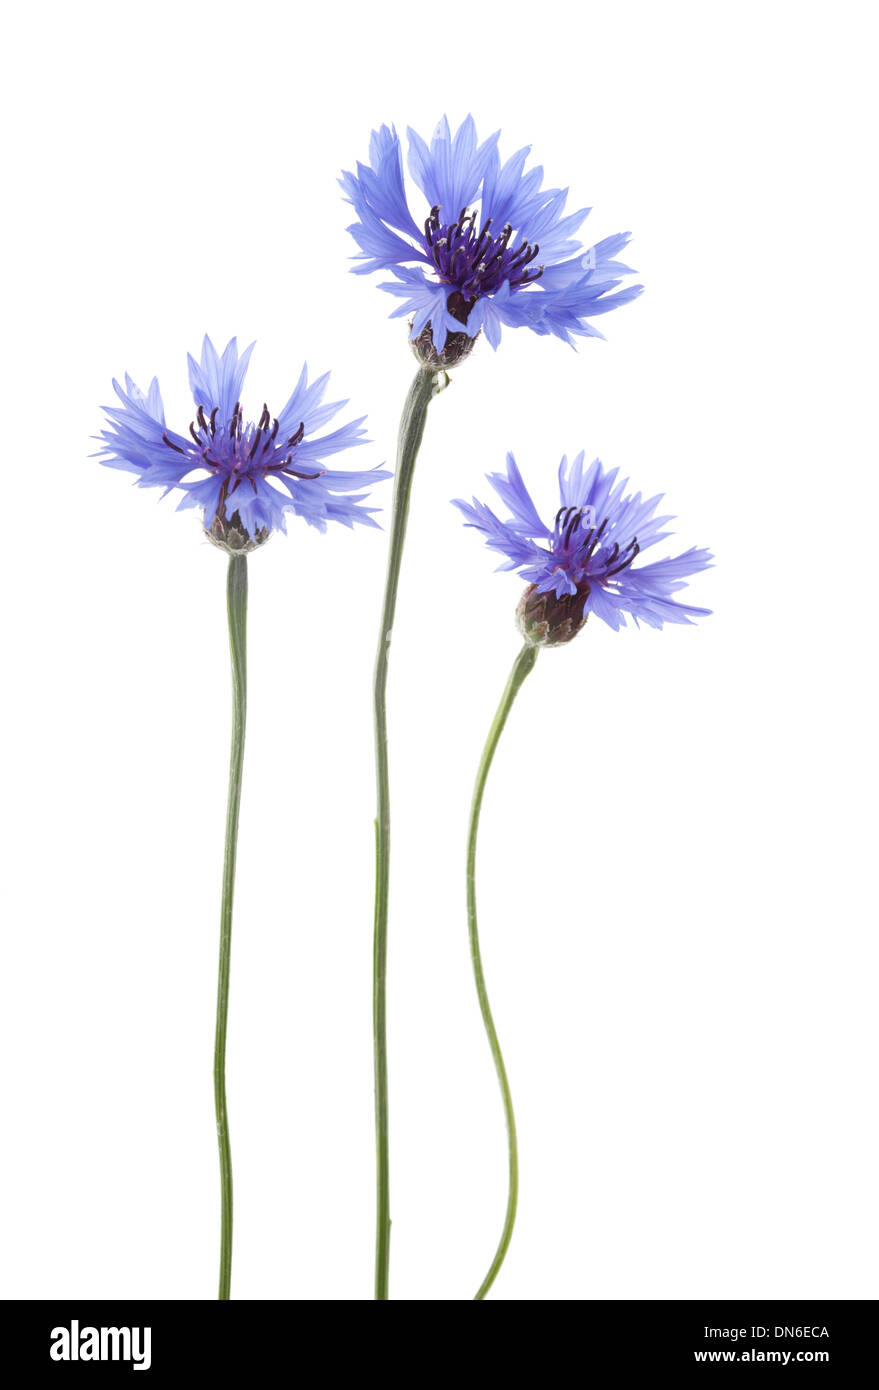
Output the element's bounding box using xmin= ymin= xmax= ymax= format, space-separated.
xmin=373 ymin=365 xmax=440 ymax=1300
xmin=468 ymin=642 xmax=538 ymax=1300
xmin=214 ymin=552 xmax=248 ymax=1301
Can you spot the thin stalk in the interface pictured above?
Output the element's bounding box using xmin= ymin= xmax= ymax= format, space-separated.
xmin=373 ymin=364 xmax=440 ymax=1300
xmin=468 ymin=642 xmax=538 ymax=1300
xmin=214 ymin=552 xmax=248 ymax=1301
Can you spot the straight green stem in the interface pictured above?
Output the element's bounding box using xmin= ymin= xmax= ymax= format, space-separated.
xmin=468 ymin=642 xmax=538 ymax=1300
xmin=214 ymin=552 xmax=248 ymax=1301
xmin=373 ymin=365 xmax=438 ymax=1300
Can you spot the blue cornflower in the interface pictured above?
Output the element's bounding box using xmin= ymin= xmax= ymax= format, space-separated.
xmin=455 ymin=453 xmax=712 ymax=644
xmin=341 ymin=116 xmax=642 ymax=358
xmin=97 ymin=335 xmax=389 ymax=549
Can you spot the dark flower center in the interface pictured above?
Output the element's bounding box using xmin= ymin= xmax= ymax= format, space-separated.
xmin=424 ymin=205 xmax=543 ymax=322
xmin=162 ymin=402 xmax=320 ymax=501
xmin=552 ymin=508 xmax=640 ymax=586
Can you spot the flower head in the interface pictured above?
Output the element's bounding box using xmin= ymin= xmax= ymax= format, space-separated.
xmin=341 ymin=116 xmax=642 ymax=360
xmin=455 ymin=453 xmax=712 ymax=645
xmin=97 ymin=336 xmax=389 ymax=549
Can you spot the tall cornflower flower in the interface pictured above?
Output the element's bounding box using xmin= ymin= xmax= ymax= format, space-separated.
xmin=454 ymin=453 xmax=711 ymax=1297
xmin=97 ymin=336 xmax=388 ymax=1299
xmin=342 ymin=115 xmax=641 ymax=361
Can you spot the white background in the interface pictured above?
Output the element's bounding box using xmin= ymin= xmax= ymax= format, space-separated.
xmin=2 ymin=1 xmax=876 ymax=1302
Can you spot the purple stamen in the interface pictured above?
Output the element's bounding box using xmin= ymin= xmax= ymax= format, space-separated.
xmin=423 ymin=205 xmax=543 ymax=316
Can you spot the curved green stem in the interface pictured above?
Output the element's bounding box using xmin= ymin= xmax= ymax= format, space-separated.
xmin=468 ymin=642 xmax=538 ymax=1300
xmin=372 ymin=365 xmax=441 ymax=1300
xmin=214 ymin=552 xmax=248 ymax=1301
